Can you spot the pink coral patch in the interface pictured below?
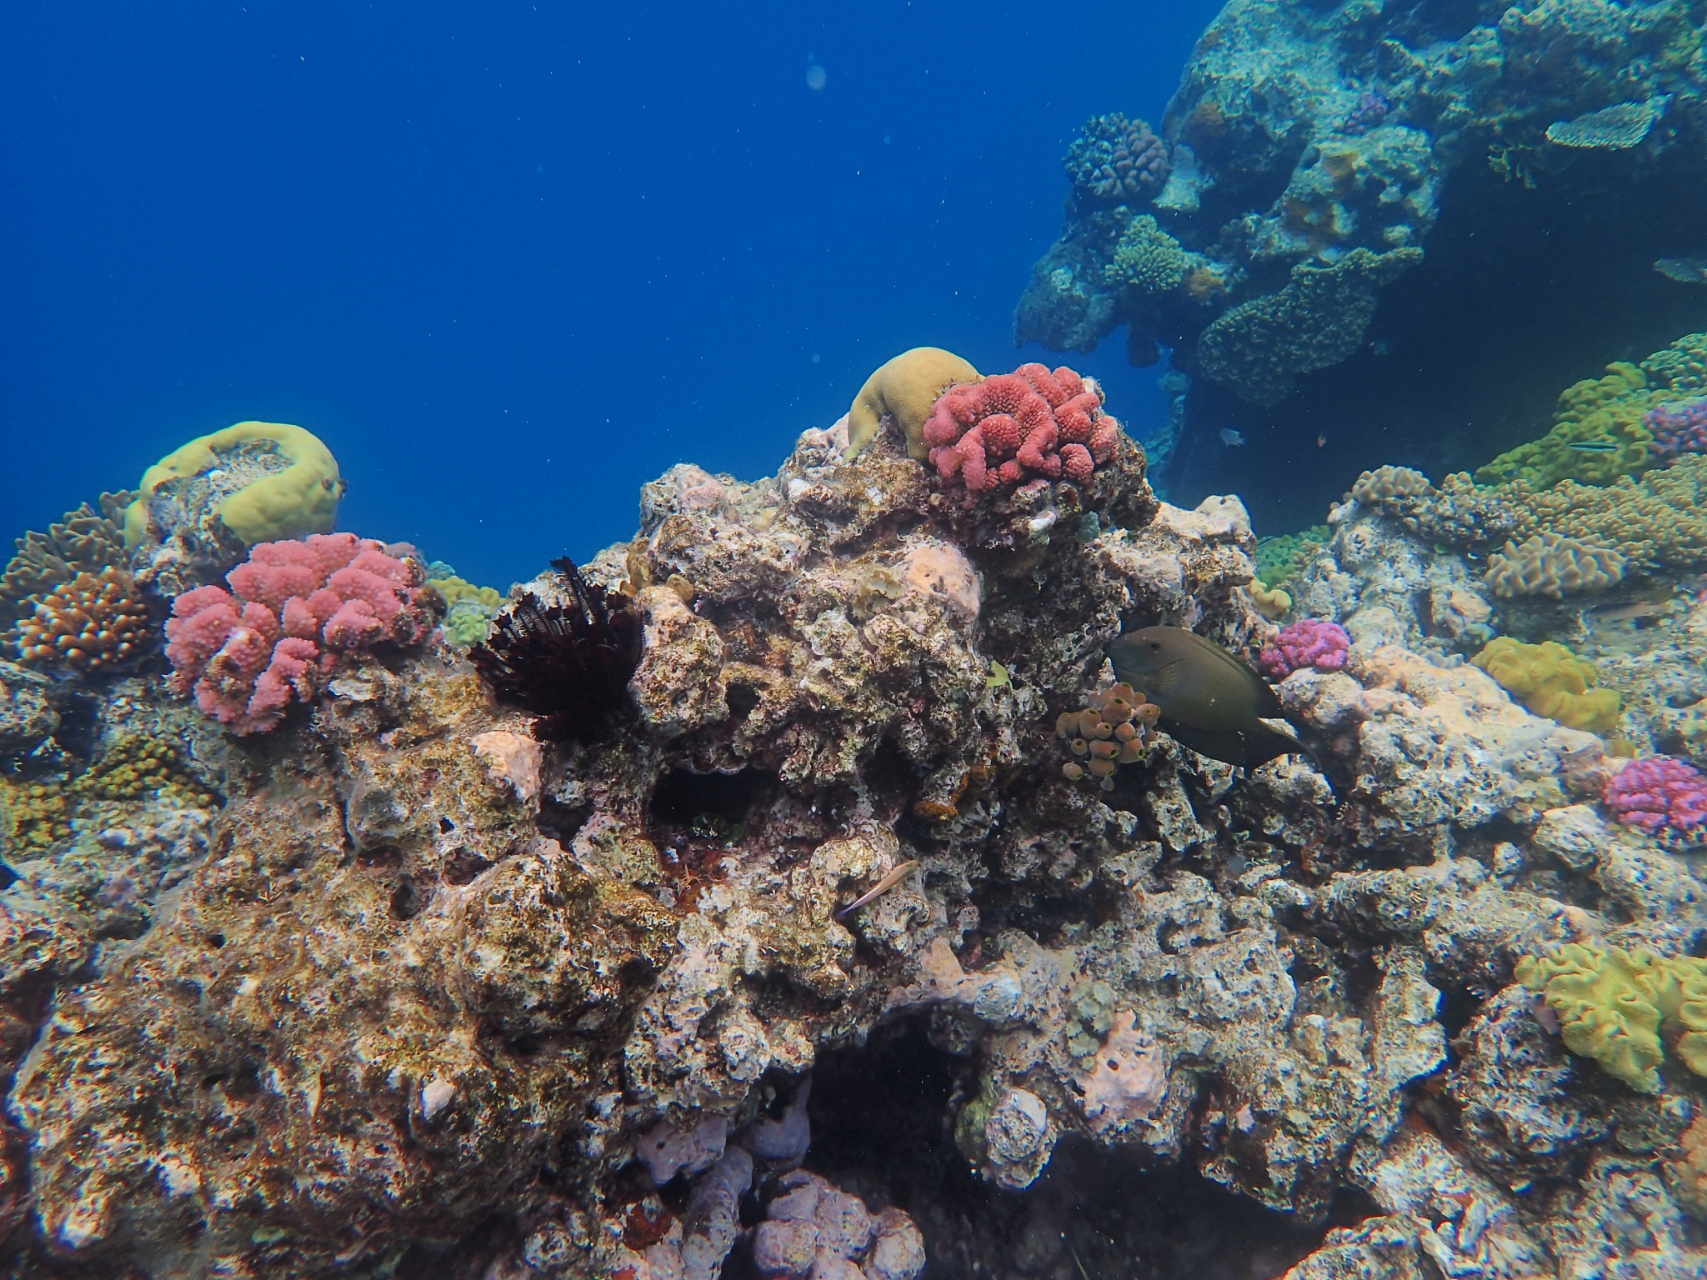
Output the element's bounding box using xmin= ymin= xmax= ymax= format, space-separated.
xmin=924 ymin=363 xmax=1117 ymax=497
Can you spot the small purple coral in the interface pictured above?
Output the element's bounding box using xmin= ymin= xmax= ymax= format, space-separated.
xmin=1645 ymin=397 xmax=1707 ymax=462
xmin=1341 ymin=88 xmax=1391 ymax=136
xmin=1603 ymin=755 xmax=1707 ymax=847
xmin=1258 ymin=619 xmax=1351 ymax=679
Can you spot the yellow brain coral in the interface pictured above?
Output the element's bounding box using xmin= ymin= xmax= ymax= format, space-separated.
xmin=845 ymin=348 xmax=982 ymax=462
xmin=124 ymin=421 xmax=344 ymax=547
xmin=1517 ymin=942 xmax=1707 ymax=1092
xmin=1472 ymin=637 xmax=1621 ymax=733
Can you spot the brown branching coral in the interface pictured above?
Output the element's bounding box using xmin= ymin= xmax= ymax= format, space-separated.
xmin=15 ymin=568 xmax=154 ymax=673
xmin=471 ymin=557 xmax=643 ymax=743
xmin=1055 ymin=683 xmax=1161 ymax=789
xmin=1 ymin=494 xmax=134 ymax=629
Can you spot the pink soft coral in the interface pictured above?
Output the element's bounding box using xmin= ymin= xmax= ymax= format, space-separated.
xmin=922 ymin=363 xmax=1122 ymax=495
xmin=165 ymin=533 xmax=429 ymax=734
xmin=1602 ymin=755 xmax=1707 ymax=847
xmin=1258 ymin=619 xmax=1350 ymax=678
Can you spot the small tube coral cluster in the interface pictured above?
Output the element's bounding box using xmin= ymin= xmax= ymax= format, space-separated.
xmin=923 ymin=363 xmax=1120 ymax=494
xmin=165 ymin=533 xmax=430 ymax=735
xmin=1602 ymin=755 xmax=1707 ymax=847
xmin=1056 ymin=683 xmax=1161 ymax=789
xmin=1257 ymin=619 xmax=1350 ymax=678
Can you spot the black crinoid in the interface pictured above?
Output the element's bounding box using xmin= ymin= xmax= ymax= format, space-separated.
xmin=470 ymin=556 xmax=644 ymax=743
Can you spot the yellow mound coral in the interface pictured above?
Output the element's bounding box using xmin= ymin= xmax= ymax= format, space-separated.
xmin=429 ymin=576 xmax=502 ymax=611
xmin=1476 ymin=362 xmax=1657 ymax=489
xmin=1472 ymin=638 xmax=1620 ymax=733
xmin=1516 ymin=942 xmax=1707 ymax=1092
xmin=845 ymin=348 xmax=981 ymax=462
xmin=124 ymin=422 xmax=344 ymax=547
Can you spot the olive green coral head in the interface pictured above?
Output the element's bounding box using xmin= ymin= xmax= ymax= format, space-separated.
xmin=124 ymin=421 xmax=345 ymax=547
xmin=845 ymin=347 xmax=982 ymax=462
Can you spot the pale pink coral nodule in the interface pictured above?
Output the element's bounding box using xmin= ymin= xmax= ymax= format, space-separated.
xmin=1258 ymin=619 xmax=1350 ymax=678
xmin=165 ymin=532 xmax=430 ymax=734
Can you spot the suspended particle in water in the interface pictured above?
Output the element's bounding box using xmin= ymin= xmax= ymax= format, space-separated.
xmin=805 ymin=63 xmax=827 ymax=91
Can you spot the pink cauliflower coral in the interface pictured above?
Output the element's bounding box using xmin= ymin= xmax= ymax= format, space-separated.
xmin=1258 ymin=619 xmax=1350 ymax=678
xmin=1646 ymin=397 xmax=1707 ymax=463
xmin=1602 ymin=755 xmax=1707 ymax=846
xmin=921 ymin=362 xmax=1122 ymax=494
xmin=165 ymin=532 xmax=430 ymax=734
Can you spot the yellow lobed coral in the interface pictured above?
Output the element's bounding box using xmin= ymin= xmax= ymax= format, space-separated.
xmin=845 ymin=348 xmax=982 ymax=462
xmin=1471 ymin=637 xmax=1621 ymax=733
xmin=1517 ymin=942 xmax=1707 ymax=1092
xmin=1250 ymin=580 xmax=1291 ymax=621
xmin=1476 ymin=362 xmax=1656 ymax=489
xmin=1483 ymin=532 xmax=1624 ymax=599
xmin=428 ymin=575 xmax=502 ymax=611
xmin=1509 ymin=454 xmax=1707 ymax=570
xmin=124 ymin=421 xmax=344 ymax=547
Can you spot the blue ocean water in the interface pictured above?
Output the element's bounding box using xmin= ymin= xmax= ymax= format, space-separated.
xmin=1 ymin=1 xmax=1221 ymax=590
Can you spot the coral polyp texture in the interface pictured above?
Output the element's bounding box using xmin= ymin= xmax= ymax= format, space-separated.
xmin=923 ymin=362 xmax=1119 ymax=493
xmin=1054 ymin=681 xmax=1160 ymax=788
xmin=1602 ymin=755 xmax=1707 ymax=848
xmin=1483 ymin=532 xmax=1625 ymax=599
xmin=1065 ymin=112 xmax=1170 ymax=208
xmin=469 ymin=555 xmax=643 ymax=742
xmin=165 ymin=532 xmax=431 ymax=734
xmin=1257 ymin=619 xmax=1349 ymax=678
xmin=1647 ymin=397 xmax=1707 ymax=462
xmin=14 ymin=566 xmax=153 ymax=673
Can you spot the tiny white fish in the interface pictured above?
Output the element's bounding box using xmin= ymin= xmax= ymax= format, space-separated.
xmin=1219 ymin=428 xmax=1246 ymax=447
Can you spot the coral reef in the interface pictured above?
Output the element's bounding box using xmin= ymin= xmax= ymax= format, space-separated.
xmin=1477 ymin=361 xmax=1657 ymax=489
xmin=165 ymin=532 xmax=433 ymax=734
xmin=1603 ymin=755 xmax=1707 ymax=848
xmin=0 ymin=492 xmax=132 ymax=630
xmin=1646 ymin=396 xmax=1707 ymax=462
xmin=1259 ymin=619 xmax=1349 ymax=679
xmin=425 ymin=566 xmax=504 ymax=648
xmin=1472 ymin=637 xmax=1621 ymax=734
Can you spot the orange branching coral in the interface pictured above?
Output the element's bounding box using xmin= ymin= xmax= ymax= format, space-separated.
xmin=1055 ymin=683 xmax=1161 ymax=790
xmin=16 ymin=567 xmax=153 ymax=672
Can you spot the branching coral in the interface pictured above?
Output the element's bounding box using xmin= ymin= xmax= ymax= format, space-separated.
xmin=1602 ymin=755 xmax=1707 ymax=848
xmin=1259 ymin=620 xmax=1350 ymax=678
xmin=165 ymin=533 xmax=432 ymax=734
xmin=1471 ymin=637 xmax=1620 ymax=734
xmin=14 ymin=568 xmax=154 ymax=674
xmin=1 ymin=494 xmax=134 ymax=631
xmin=923 ymin=363 xmax=1120 ymax=493
xmin=1055 ymin=682 xmax=1161 ymax=789
xmin=1646 ymin=398 xmax=1707 ymax=461
xmin=1102 ymin=216 xmax=1188 ymax=294
xmin=470 ymin=557 xmax=643 ymax=743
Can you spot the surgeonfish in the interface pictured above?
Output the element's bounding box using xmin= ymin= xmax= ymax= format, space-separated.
xmin=1104 ymin=625 xmax=1316 ymax=769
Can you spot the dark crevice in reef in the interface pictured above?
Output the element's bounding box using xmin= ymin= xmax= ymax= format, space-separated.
xmin=807 ymin=1019 xmax=1349 ymax=1280
xmin=649 ymin=766 xmax=775 ymax=832
xmin=1161 ymin=146 xmax=1707 ymax=532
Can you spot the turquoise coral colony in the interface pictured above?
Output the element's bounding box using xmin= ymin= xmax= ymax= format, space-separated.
xmin=6 ymin=3 xmax=1707 ymax=1278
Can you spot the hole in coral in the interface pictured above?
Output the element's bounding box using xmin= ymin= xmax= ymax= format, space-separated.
xmin=207 ymin=932 xmax=226 ymax=949
xmin=538 ymin=796 xmax=592 ymax=848
xmin=649 ymin=766 xmax=772 ymax=829
xmin=0 ymin=862 xmax=18 ymax=891
xmin=439 ymin=816 xmax=455 ymax=833
xmin=442 ymin=847 xmax=494 ymax=886
xmin=390 ymin=875 xmax=426 ymax=920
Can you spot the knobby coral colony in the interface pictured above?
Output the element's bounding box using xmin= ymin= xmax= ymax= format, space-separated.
xmin=470 ymin=555 xmax=642 ymax=742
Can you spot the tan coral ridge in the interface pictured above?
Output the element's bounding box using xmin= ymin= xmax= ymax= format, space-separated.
xmin=844 ymin=347 xmax=982 ymax=461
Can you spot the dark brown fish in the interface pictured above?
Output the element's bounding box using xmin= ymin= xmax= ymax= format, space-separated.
xmin=1104 ymin=625 xmax=1315 ymax=769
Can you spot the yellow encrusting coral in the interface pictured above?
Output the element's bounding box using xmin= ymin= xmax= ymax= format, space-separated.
xmin=76 ymin=736 xmax=217 ymax=809
xmin=1516 ymin=942 xmax=1707 ymax=1092
xmin=0 ymin=780 xmax=72 ymax=852
xmin=845 ymin=348 xmax=982 ymax=461
xmin=1471 ymin=637 xmax=1621 ymax=733
xmin=124 ymin=421 xmax=344 ymax=547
